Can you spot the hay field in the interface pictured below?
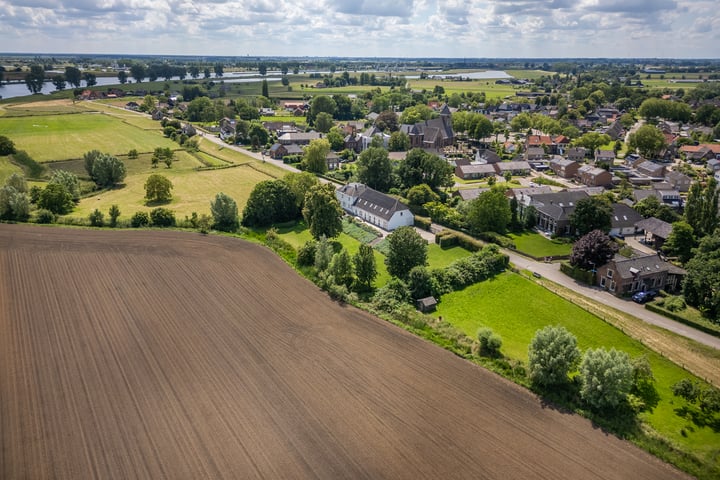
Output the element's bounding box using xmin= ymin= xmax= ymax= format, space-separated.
xmin=0 ymin=225 xmax=688 ymax=479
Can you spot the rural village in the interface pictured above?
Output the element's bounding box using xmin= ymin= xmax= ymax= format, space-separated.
xmin=1 ymin=55 xmax=720 ymax=479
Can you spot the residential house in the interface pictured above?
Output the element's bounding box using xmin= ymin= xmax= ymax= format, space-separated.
xmin=125 ymin=101 xmax=140 ymax=111
xmin=219 ymin=117 xmax=236 ymax=140
xmin=664 ymin=170 xmax=692 ymax=192
xmin=681 ymin=144 xmax=720 ymax=163
xmin=360 ymin=126 xmax=390 ymax=150
xmin=326 ymin=152 xmax=340 ymax=171
xmin=495 ymin=161 xmax=531 ymax=176
xmin=268 ymin=143 xmax=303 ymax=160
xmin=454 ymin=188 xmax=490 ymax=202
xmin=525 ymin=147 xmax=546 ymax=161
xmin=508 ymin=186 xmax=553 ymax=207
xmin=278 ymin=131 xmax=321 ymax=145
xmin=525 ymin=134 xmax=568 ymax=155
xmin=604 ymin=120 xmax=624 ymax=140
xmin=635 ymin=217 xmax=673 ymax=250
xmin=475 ymin=148 xmax=502 ymax=164
xmin=263 ymin=122 xmax=298 ymax=135
xmin=566 ymin=147 xmax=587 ymax=162
xmin=549 ymin=158 xmax=580 ymax=179
xmin=151 ymin=109 xmax=164 ymax=121
xmin=596 ymin=252 xmax=685 ymax=296
xmin=530 ymin=190 xmax=589 ymax=235
xmin=344 ymin=133 xmax=362 ymax=153
xmin=336 ymin=183 xmax=414 ymax=231
xmin=578 ymin=165 xmax=613 ymax=187
xmin=635 ymin=161 xmax=665 ymax=178
xmin=455 ymin=164 xmax=496 ymax=180
xmin=181 ymin=123 xmax=197 ymax=136
xmin=610 ymin=203 xmax=642 ymax=237
xmin=707 ymin=159 xmax=720 ymax=172
xmin=594 ymin=149 xmax=616 ymax=165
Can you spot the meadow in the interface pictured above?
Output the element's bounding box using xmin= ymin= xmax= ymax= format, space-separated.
xmin=435 ymin=272 xmax=719 ymax=471
xmin=506 ymin=231 xmax=572 ymax=258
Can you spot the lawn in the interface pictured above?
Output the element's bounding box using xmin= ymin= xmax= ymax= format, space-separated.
xmin=0 ymin=156 xmax=23 ymax=184
xmin=0 ymin=112 xmax=176 ymax=162
xmin=507 ymin=232 xmax=572 ymax=258
xmin=273 ymin=222 xmax=391 ymax=288
xmin=70 ymin=153 xmax=275 ymax=220
xmin=435 ymin=272 xmax=719 ymax=465
xmin=427 ymin=243 xmax=473 ymax=269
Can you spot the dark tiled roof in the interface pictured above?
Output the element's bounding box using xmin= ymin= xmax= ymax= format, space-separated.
xmin=635 ymin=217 xmax=673 ymax=239
xmin=610 ymin=253 xmax=685 ymax=280
xmin=532 ymin=191 xmax=589 ymax=221
xmin=339 ymin=183 xmax=410 ymax=222
xmin=611 ymin=203 xmax=643 ymax=229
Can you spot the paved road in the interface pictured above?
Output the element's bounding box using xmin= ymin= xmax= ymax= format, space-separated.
xmin=504 ymin=248 xmax=720 ymax=350
xmin=197 ymin=129 xmax=301 ymax=173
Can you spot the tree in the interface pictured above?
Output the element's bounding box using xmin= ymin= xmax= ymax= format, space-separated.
xmin=92 ymin=154 xmax=126 ymax=187
xmin=210 ymin=192 xmax=239 ymax=232
xmin=314 ymin=112 xmax=334 ymax=133
xmin=575 ymin=132 xmax=611 ymax=153
xmin=64 ymin=66 xmax=82 ymax=88
xmin=684 ymin=179 xmax=719 ymax=237
xmin=353 ymin=244 xmax=377 ymax=291
xmin=213 ymin=63 xmax=224 ymax=77
xmin=261 ymin=79 xmax=269 ymax=98
xmin=83 ymin=72 xmax=97 ymax=87
xmin=140 ymin=94 xmax=157 ymax=113
xmin=309 ymin=95 xmax=337 ymax=124
xmin=385 ymin=226 xmax=427 ymax=278
xmin=88 ymin=209 xmax=104 ymax=227
xmin=5 ymin=173 xmax=27 ymax=193
xmin=0 ymin=135 xmax=16 ymax=156
xmin=662 ymin=221 xmax=696 ymax=263
xmin=314 ymin=235 xmax=333 ymax=271
xmin=302 ymin=184 xmax=343 ymax=239
xmin=49 ymin=170 xmax=80 ymax=202
xmin=283 ymin=171 xmax=319 ymax=210
xmin=117 ymin=70 xmax=128 ymax=84
xmin=356 ymin=147 xmax=393 ymax=192
xmin=580 ymin=348 xmax=633 ymax=410
xmin=570 ymin=230 xmax=618 ymax=270
xmin=83 ymin=150 xmax=103 ymax=179
xmin=683 ymin=231 xmax=720 ymax=318
xmin=399 ymin=104 xmax=435 ymax=125
xmin=627 ymin=124 xmax=667 ymax=158
xmin=397 ymin=148 xmax=453 ymax=190
xmin=406 ymin=184 xmax=439 ymax=210
xmin=241 ymin=179 xmax=298 ymax=227
xmin=376 ymin=110 xmax=399 ymax=132
xmin=466 ymin=187 xmax=511 ymax=234
xmin=144 ymin=173 xmax=173 ymax=203
xmin=25 ymin=65 xmax=45 ymax=94
xmin=326 ymin=127 xmax=345 ymax=151
xmin=51 ymin=75 xmax=66 ymax=91
xmin=302 ymin=138 xmax=330 ymax=174
xmin=38 ymin=183 xmax=74 ymax=215
xmin=523 ymin=205 xmax=538 ymax=230
xmin=130 ymin=63 xmax=146 ymax=83
xmin=570 ymin=196 xmax=612 ymax=236
xmin=150 ymin=207 xmax=176 ymax=227
xmin=108 ymin=204 xmax=121 ymax=227
xmin=329 ymin=249 xmax=354 ymax=288
xmin=406 ymin=266 xmax=437 ymax=300
xmin=477 ymin=327 xmax=503 ymax=358
xmin=388 ymin=131 xmax=410 ymax=152
xmin=528 ymin=326 xmax=581 ymax=388
xmin=258 ymin=63 xmax=267 ymax=76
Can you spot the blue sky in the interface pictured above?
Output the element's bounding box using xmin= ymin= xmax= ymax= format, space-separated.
xmin=1 ymin=0 xmax=718 ymax=58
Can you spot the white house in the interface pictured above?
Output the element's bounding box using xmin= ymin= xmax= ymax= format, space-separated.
xmin=336 ymin=183 xmax=414 ymax=231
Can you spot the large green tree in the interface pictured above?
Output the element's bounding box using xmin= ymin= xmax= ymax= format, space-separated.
xmin=38 ymin=183 xmax=74 ymax=215
xmin=302 ymin=138 xmax=330 ymax=174
xmin=92 ymin=154 xmax=127 ymax=187
xmin=684 ymin=179 xmax=719 ymax=237
xmin=129 ymin=63 xmax=146 ymax=83
xmin=25 ymin=65 xmax=45 ymax=94
xmin=575 ymin=132 xmax=610 ymax=153
xmin=302 ymin=184 xmax=343 ymax=239
xmin=627 ymin=124 xmax=667 ymax=158
xmin=353 ymin=244 xmax=377 ymax=291
xmin=385 ymin=226 xmax=428 ymax=278
xmin=356 ymin=147 xmax=393 ymax=192
xmin=569 ymin=196 xmax=612 ymax=236
xmin=528 ymin=326 xmax=581 ymax=388
xmin=580 ymin=348 xmax=633 ymax=411
xmin=144 ymin=173 xmax=173 ymax=203
xmin=683 ymin=231 xmax=720 ymax=319
xmin=309 ymin=95 xmax=337 ymax=124
xmin=662 ymin=221 xmax=696 ymax=264
xmin=283 ymin=171 xmax=319 ymax=210
xmin=397 ymin=148 xmax=453 ymax=190
xmin=466 ymin=186 xmax=511 ymax=234
xmin=314 ymin=112 xmax=334 ymax=133
xmin=0 ymin=135 xmax=16 ymax=156
xmin=49 ymin=170 xmax=80 ymax=202
xmin=64 ymin=66 xmax=82 ymax=88
xmin=241 ymin=179 xmax=298 ymax=227
xmin=210 ymin=192 xmax=239 ymax=232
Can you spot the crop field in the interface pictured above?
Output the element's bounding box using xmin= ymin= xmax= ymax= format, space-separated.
xmin=406 ymin=78 xmax=523 ymax=99
xmin=0 ymin=111 xmax=177 ymax=162
xmin=0 ymin=225 xmax=688 ymax=479
xmin=435 ymin=272 xmax=720 ymax=467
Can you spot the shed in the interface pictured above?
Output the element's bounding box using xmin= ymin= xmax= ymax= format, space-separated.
xmin=416 ymin=296 xmax=438 ymax=313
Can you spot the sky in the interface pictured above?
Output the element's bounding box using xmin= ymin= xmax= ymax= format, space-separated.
xmin=0 ymin=0 xmax=718 ymax=59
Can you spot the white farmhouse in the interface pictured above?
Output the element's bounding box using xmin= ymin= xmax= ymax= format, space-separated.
xmin=336 ymin=183 xmax=414 ymax=231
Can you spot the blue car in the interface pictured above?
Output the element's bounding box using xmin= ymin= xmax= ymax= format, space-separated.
xmin=632 ymin=290 xmax=658 ymax=303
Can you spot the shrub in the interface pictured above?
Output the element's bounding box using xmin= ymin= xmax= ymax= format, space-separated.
xmin=34 ymin=209 xmax=55 ymax=224
xmin=527 ymin=325 xmax=581 ymax=389
xmin=664 ymin=295 xmax=687 ymax=312
xmin=108 ymin=204 xmax=121 ymax=228
xmin=414 ymin=215 xmax=431 ymax=231
xmin=130 ymin=211 xmax=150 ymax=228
xmin=297 ymin=240 xmax=318 ymax=266
xmin=88 ymin=209 xmax=104 ymax=227
xmin=476 ymin=327 xmax=503 ymax=357
xmin=150 ymin=207 xmax=176 ymax=227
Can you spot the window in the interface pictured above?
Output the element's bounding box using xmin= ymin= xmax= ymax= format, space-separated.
xmin=609 ymin=280 xmax=616 ymax=292
xmin=607 ymin=269 xmax=613 ymax=278
xmin=600 ymin=277 xmax=606 ymax=287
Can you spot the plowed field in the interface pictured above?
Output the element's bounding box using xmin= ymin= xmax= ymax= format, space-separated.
xmin=0 ymin=225 xmax=688 ymax=479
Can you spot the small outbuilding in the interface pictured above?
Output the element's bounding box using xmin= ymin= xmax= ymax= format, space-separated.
xmin=416 ymin=296 xmax=438 ymax=313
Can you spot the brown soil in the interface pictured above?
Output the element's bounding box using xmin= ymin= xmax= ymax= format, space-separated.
xmin=0 ymin=225 xmax=689 ymax=479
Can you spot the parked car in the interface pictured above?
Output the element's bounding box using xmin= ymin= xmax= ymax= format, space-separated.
xmin=632 ymin=290 xmax=658 ymax=303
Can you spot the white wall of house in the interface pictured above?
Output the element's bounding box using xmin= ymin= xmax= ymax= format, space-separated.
xmin=387 ymin=210 xmax=414 ymax=231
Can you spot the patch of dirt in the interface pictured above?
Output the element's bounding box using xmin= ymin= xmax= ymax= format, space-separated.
xmin=0 ymin=225 xmax=689 ymax=479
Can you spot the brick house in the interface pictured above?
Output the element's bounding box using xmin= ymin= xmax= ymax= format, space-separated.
xmin=549 ymin=158 xmax=580 ymax=179
xmin=596 ymin=253 xmax=685 ymax=296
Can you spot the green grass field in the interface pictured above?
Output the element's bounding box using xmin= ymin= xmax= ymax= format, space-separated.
xmin=0 ymin=156 xmax=24 ymax=184
xmin=406 ymin=78 xmax=519 ymax=99
xmin=427 ymin=244 xmax=473 ymax=269
xmin=507 ymin=232 xmax=572 ymax=258
xmin=0 ymin=112 xmax=177 ymax=162
xmin=435 ymin=272 xmax=719 ymax=466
